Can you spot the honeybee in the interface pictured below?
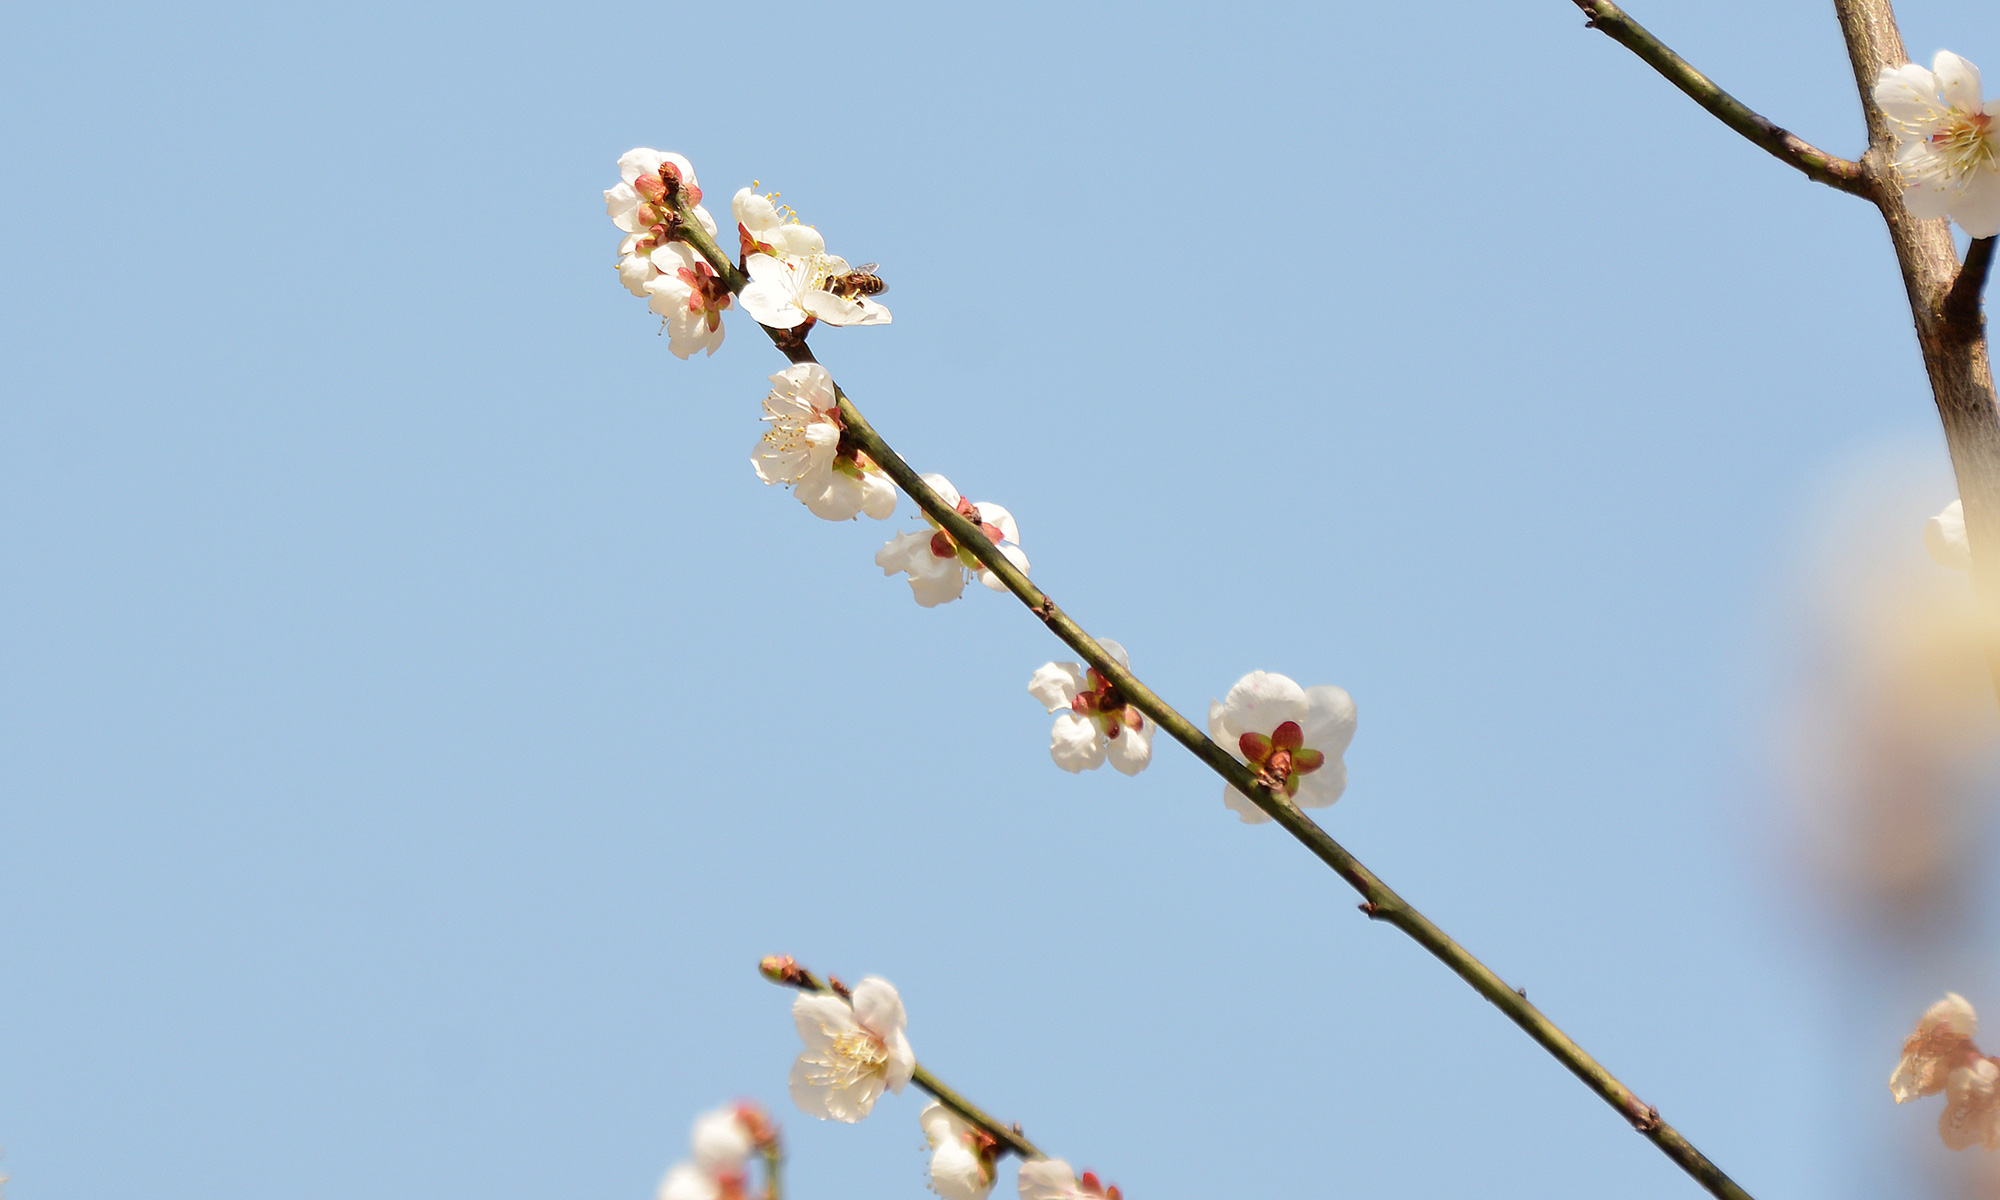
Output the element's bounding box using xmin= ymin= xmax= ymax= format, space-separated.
xmin=826 ymin=261 xmax=889 ymax=299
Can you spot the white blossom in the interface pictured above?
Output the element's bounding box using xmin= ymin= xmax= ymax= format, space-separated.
xmin=645 ymin=243 xmax=731 ymax=359
xmin=1874 ymin=53 xmax=2000 ymax=236
xmin=920 ymin=1101 xmax=996 ymax=1200
xmin=789 ymin=977 xmax=915 ymax=1122
xmin=1016 ymin=1159 xmax=1121 ymax=1200
xmin=876 ymin=474 xmax=1028 ymax=607
xmin=752 ymin=363 xmax=896 ymax=520
xmin=1208 ymin=670 xmax=1357 ymax=823
xmin=732 ymin=186 xmax=890 ymax=329
xmin=1027 ymin=640 xmax=1152 ymax=775
xmin=1928 ymin=497 xmax=1972 ymax=569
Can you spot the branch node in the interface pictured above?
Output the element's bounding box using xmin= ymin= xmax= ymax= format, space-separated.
xmin=1626 ymin=1096 xmax=1662 ymax=1132
xmin=1358 ymin=900 xmax=1379 ymax=919
xmin=827 ymin=973 xmax=851 ymax=999
xmin=1514 ymin=986 xmax=1528 ymax=999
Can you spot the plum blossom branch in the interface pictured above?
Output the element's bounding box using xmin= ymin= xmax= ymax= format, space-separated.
xmin=759 ymin=955 xmax=1043 ymax=1161
xmin=1570 ymin=0 xmax=1869 ymax=196
xmin=670 ymin=186 xmax=1751 ymax=1200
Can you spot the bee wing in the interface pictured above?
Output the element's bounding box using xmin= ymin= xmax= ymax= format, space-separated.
xmin=849 ymin=263 xmax=878 ymax=275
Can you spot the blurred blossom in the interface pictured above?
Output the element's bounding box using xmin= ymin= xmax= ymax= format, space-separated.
xmin=1779 ymin=462 xmax=2000 ymax=925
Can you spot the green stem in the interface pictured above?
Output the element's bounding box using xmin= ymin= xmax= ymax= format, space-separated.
xmin=1572 ymin=0 xmax=1870 ymax=197
xmin=760 ymin=1141 xmax=782 ymax=1200
xmin=759 ymin=957 xmax=1043 ymax=1160
xmin=683 ymin=196 xmax=1751 ymax=1200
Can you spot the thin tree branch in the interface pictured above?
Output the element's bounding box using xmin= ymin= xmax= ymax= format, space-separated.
xmin=1572 ymin=0 xmax=1870 ymax=196
xmin=675 ymin=202 xmax=1754 ymax=1200
xmin=759 ymin=955 xmax=1044 ymax=1160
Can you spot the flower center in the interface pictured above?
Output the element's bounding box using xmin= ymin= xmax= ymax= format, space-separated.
xmin=1069 ymin=669 xmax=1141 ymax=740
xmin=1931 ymin=109 xmax=1998 ymax=181
xmin=800 ymin=1029 xmax=888 ymax=1091
xmin=1237 ymin=720 xmax=1327 ymax=797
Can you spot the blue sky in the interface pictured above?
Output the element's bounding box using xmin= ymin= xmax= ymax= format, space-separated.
xmin=4 ymin=1 xmax=1998 ymax=1197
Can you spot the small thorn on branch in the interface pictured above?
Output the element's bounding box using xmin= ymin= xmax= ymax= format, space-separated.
xmin=1515 ymin=986 xmax=1528 ymax=999
xmin=827 ymin=974 xmax=852 ymax=999
xmin=1358 ymin=900 xmax=1379 ymax=918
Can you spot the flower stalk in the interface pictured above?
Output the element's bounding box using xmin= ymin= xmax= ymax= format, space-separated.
xmin=680 ymin=189 xmax=1754 ymax=1199
xmin=758 ymin=956 xmax=1043 ymax=1161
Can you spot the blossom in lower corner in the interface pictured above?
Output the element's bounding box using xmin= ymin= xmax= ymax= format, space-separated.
xmin=921 ymin=1101 xmax=998 ymax=1200
xmin=751 ymin=363 xmax=896 ymax=520
xmin=1016 ymin=1159 xmax=1122 ymax=1200
xmin=1874 ymin=52 xmax=2000 ymax=237
xmin=1208 ymin=670 xmax=1356 ymax=823
xmin=789 ymin=976 xmax=915 ymax=1122
xmin=875 ymin=474 xmax=1028 ymax=607
xmin=733 ymin=185 xmax=891 ymax=330
xmin=1928 ymin=498 xmax=1972 ymax=569
xmin=1027 ymin=639 xmax=1152 ymax=775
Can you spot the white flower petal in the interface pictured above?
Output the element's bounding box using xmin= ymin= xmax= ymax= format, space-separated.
xmin=1028 ymin=662 xmax=1087 ymax=712
xmin=691 ymin=1107 xmax=753 ymax=1171
xmin=1935 ymin=51 xmax=1985 ymax=113
xmin=920 ymin=473 xmax=962 ymax=509
xmin=1095 ymin=639 xmax=1132 ymax=671
xmin=1016 ymin=1159 xmax=1082 ymax=1200
xmin=851 ymin=976 xmax=908 ymax=1042
xmin=1223 ymin=784 xmax=1272 ymax=823
xmin=1952 ymin=169 xmax=2000 ymax=237
xmin=658 ymin=1162 xmax=719 ymax=1200
xmin=922 ymin=1102 xmax=994 ymax=1200
xmin=1292 ymin=758 xmax=1348 ymax=809
xmin=1301 ymin=684 xmax=1358 ymax=757
xmin=973 ymin=501 xmax=1020 ymax=544
xmin=1219 ymin=670 xmax=1309 ymax=739
xmin=1928 ymin=498 xmax=1972 ymax=569
xmin=1876 ymin=63 xmax=1947 ymax=131
xmin=1050 ymin=711 xmax=1107 ymax=772
xmin=858 ymin=472 xmax=898 ymax=520
xmin=1106 ymin=720 xmax=1152 ymax=776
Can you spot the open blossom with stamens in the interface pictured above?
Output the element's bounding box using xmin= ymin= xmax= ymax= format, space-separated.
xmin=1208 ymin=670 xmax=1356 ymax=824
xmin=875 ymin=474 xmax=1029 ymax=607
xmin=733 ymin=185 xmax=890 ymax=329
xmin=1016 ymin=1159 xmax=1122 ymax=1200
xmin=646 ymin=243 xmax=731 ymax=359
xmin=920 ymin=1101 xmax=997 ymax=1200
xmin=1928 ymin=498 xmax=1972 ymax=569
xmin=789 ymin=977 xmax=915 ymax=1122
xmin=752 ymin=363 xmax=896 ymax=520
xmin=1875 ymin=52 xmax=2000 ymax=237
xmin=1027 ymin=640 xmax=1153 ymax=775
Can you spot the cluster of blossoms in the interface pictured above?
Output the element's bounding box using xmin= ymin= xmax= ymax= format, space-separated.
xmin=1875 ymin=51 xmax=2000 ymax=237
xmin=1891 ymin=992 xmax=2000 ymax=1149
xmin=605 ymin=150 xmax=891 ymax=360
xmin=656 ymin=1101 xmax=778 ymax=1200
xmin=877 ymin=474 xmax=1030 ymax=607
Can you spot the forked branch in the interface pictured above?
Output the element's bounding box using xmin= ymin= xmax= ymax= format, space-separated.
xmin=1572 ymin=0 xmax=1871 ymax=196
